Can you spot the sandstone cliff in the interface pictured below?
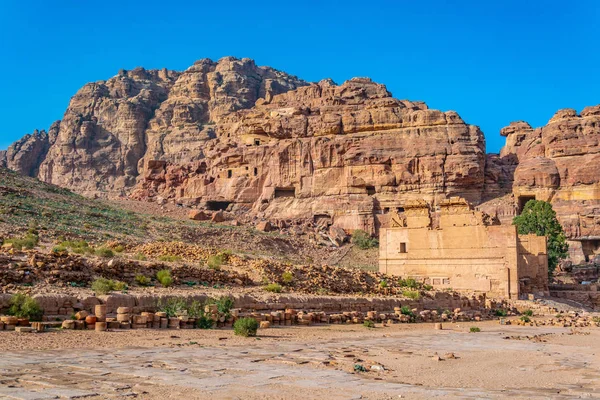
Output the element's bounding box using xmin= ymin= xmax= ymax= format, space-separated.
xmin=4 ymin=57 xmax=600 ymax=254
xmin=481 ymin=105 xmax=600 ymax=263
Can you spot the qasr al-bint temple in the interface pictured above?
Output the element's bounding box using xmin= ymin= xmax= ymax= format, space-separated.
xmin=379 ymin=197 xmax=548 ymax=299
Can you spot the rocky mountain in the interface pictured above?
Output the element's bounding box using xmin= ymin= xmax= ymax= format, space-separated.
xmin=3 ymin=56 xmax=600 ymax=262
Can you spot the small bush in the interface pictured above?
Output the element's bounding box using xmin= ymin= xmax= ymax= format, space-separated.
xmin=8 ymin=294 xmax=43 ymax=321
xmin=135 ymin=274 xmax=151 ymax=286
xmin=402 ymin=290 xmax=420 ymax=300
xmin=379 ymin=279 xmax=388 ymax=289
xmin=113 ymin=281 xmax=128 ymax=291
xmin=52 ymin=246 xmax=68 ymax=253
xmin=207 ymin=251 xmax=230 ymax=270
xmin=157 ymin=298 xmax=187 ymax=318
xmin=214 ymin=296 xmax=235 ymax=317
xmin=400 ymin=306 xmax=414 ymax=317
xmin=4 ymin=233 xmax=39 ymax=250
xmin=95 ymin=247 xmax=114 ymax=258
xmin=134 ymin=253 xmax=147 ymax=261
xmin=423 ymin=284 xmax=433 ymax=291
xmin=264 ymin=283 xmax=282 ymax=293
xmin=156 ymin=269 xmax=173 ymax=287
xmin=234 ymin=317 xmax=259 ymax=337
xmin=351 ymin=230 xmax=379 ymax=250
xmin=363 ymin=320 xmax=375 ymax=328
xmin=281 ymin=271 xmax=294 ymax=285
xmin=113 ymin=245 xmax=125 ymax=253
xmin=91 ymin=278 xmax=115 ymax=295
xmin=523 ymin=309 xmax=534 ymax=317
xmin=520 ymin=315 xmax=531 ymax=323
xmin=470 ymin=326 xmax=481 ymax=333
xmin=399 ymin=278 xmax=418 ymax=289
xmin=495 ymin=309 xmax=508 ymax=317
xmin=158 ymin=255 xmax=182 ymax=262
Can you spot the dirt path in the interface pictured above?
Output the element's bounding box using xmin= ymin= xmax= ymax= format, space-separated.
xmin=0 ymin=321 xmax=598 ymax=399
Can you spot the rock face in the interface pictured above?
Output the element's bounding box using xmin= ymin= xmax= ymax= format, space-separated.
xmin=3 ymin=122 xmax=59 ymax=177
xmin=4 ymin=56 xmax=600 ymax=250
xmin=482 ymin=105 xmax=600 ymax=264
xmin=133 ymin=77 xmax=485 ymax=233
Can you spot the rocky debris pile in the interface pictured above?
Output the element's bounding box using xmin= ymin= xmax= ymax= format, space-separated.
xmin=0 ymin=248 xmax=251 ymax=290
xmin=246 ymin=258 xmax=430 ymax=296
xmin=131 ymin=242 xmax=212 ymax=262
xmin=529 ymin=312 xmax=600 ymax=328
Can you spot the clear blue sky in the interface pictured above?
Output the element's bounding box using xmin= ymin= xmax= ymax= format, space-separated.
xmin=1 ymin=1 xmax=599 ymax=153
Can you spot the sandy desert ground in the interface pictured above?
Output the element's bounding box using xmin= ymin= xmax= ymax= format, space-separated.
xmin=0 ymin=320 xmax=598 ymax=399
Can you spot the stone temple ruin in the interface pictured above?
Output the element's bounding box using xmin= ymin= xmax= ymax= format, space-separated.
xmin=379 ymin=197 xmax=549 ymax=299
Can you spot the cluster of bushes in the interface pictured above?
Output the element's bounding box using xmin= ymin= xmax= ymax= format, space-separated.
xmin=351 ymin=230 xmax=379 ymax=250
xmin=3 ymin=233 xmax=39 ymax=250
xmin=7 ymin=293 xmax=43 ymax=321
xmin=91 ymin=278 xmax=128 ymax=295
xmin=264 ymin=283 xmax=283 ymax=293
xmin=157 ymin=296 xmax=236 ymax=330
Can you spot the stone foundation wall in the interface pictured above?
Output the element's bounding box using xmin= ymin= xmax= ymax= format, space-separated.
xmin=0 ymin=292 xmax=489 ymax=321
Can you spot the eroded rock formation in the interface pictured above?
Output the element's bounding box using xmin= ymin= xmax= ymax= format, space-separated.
xmin=481 ymin=105 xmax=600 ymax=263
xmin=3 ymin=56 xmax=600 ymax=253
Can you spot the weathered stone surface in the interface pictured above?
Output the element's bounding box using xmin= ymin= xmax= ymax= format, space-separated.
xmin=4 ymin=122 xmax=59 ymax=176
xmin=481 ymin=105 xmax=600 ymax=263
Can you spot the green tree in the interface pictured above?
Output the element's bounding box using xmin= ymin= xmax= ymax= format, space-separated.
xmin=513 ymin=200 xmax=568 ymax=277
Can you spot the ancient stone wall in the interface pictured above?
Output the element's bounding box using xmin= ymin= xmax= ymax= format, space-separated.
xmin=379 ymin=198 xmax=548 ymax=299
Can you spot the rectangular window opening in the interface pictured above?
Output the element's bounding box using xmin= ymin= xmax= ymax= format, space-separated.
xmin=399 ymin=242 xmax=407 ymax=253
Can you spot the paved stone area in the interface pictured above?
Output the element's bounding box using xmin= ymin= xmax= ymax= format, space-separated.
xmin=0 ymin=325 xmax=598 ymax=399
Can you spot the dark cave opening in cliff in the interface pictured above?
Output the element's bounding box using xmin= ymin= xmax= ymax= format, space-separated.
xmin=206 ymin=201 xmax=232 ymax=211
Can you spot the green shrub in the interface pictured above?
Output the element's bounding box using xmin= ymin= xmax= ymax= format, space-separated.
xmin=52 ymin=245 xmax=68 ymax=253
xmin=351 ymin=230 xmax=379 ymax=250
xmin=207 ymin=251 xmax=230 ymax=270
xmin=157 ymin=298 xmax=187 ymax=318
xmin=188 ymin=300 xmax=215 ymax=329
xmin=156 ymin=269 xmax=173 ymax=287
xmin=402 ymin=290 xmax=420 ymax=300
xmin=523 ymin=309 xmax=534 ymax=317
xmin=264 ymin=283 xmax=282 ymax=293
xmin=8 ymin=293 xmax=43 ymax=321
xmin=281 ymin=271 xmax=294 ymax=285
xmin=4 ymin=233 xmax=39 ymax=250
xmin=91 ymin=278 xmax=115 ymax=295
xmin=134 ymin=253 xmax=147 ymax=261
xmin=197 ymin=315 xmax=214 ymax=329
xmin=520 ymin=315 xmax=531 ymax=323
xmin=135 ymin=274 xmax=151 ymax=286
xmin=379 ymin=279 xmax=388 ymax=288
xmin=400 ymin=306 xmax=414 ymax=317
xmin=363 ymin=320 xmax=375 ymax=328
xmin=113 ymin=245 xmax=125 ymax=253
xmin=423 ymin=284 xmax=433 ymax=291
xmin=470 ymin=326 xmax=481 ymax=333
xmin=95 ymin=247 xmax=114 ymax=258
xmin=233 ymin=317 xmax=259 ymax=337
xmin=113 ymin=281 xmax=128 ymax=291
xmin=212 ymin=296 xmax=235 ymax=317
xmin=495 ymin=309 xmax=508 ymax=317
xmin=399 ymin=278 xmax=418 ymax=289
xmin=158 ymin=255 xmax=182 ymax=262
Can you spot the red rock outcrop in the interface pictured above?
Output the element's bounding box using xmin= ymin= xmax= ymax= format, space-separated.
xmin=5 ymin=56 xmax=600 ymax=248
xmin=482 ymin=105 xmax=600 ymax=263
xmin=3 ymin=122 xmax=59 ymax=177
xmin=132 ymin=77 xmax=486 ymax=233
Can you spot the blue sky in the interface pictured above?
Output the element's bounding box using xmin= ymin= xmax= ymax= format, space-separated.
xmin=1 ymin=1 xmax=598 ymax=153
